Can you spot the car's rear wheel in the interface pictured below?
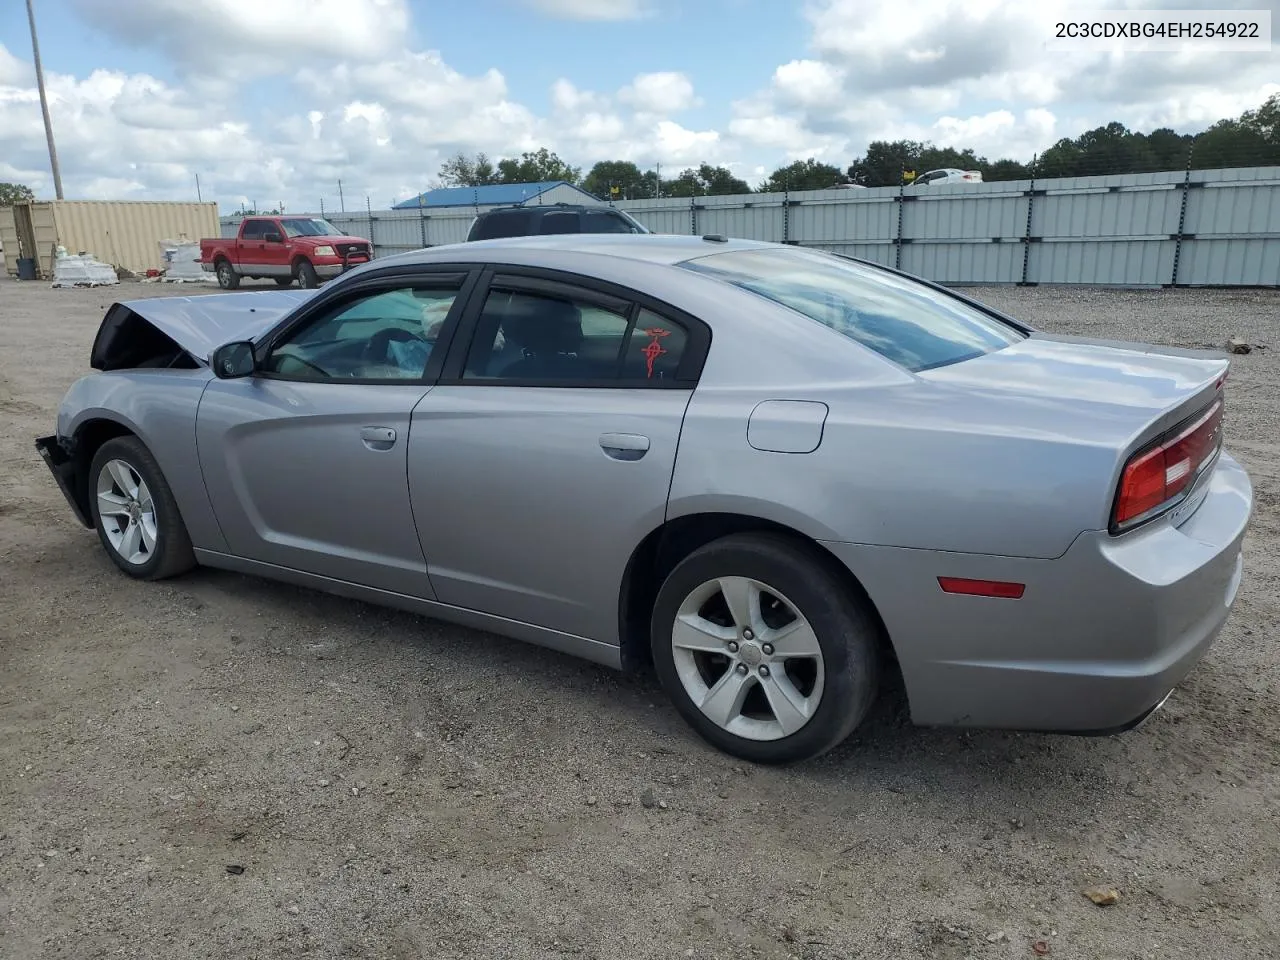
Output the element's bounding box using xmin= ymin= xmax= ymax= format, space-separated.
xmin=89 ymin=436 xmax=196 ymax=581
xmin=295 ymin=259 xmax=319 ymax=288
xmin=650 ymin=533 xmax=880 ymax=764
xmin=215 ymin=258 xmax=239 ymax=290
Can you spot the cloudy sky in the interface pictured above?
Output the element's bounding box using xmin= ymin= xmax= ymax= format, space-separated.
xmin=0 ymin=0 xmax=1276 ymax=213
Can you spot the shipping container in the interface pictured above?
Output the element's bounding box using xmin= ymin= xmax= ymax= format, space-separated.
xmin=2 ymin=200 xmax=219 ymax=278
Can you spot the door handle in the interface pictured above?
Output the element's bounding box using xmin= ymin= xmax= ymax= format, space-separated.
xmin=599 ymin=432 xmax=649 ymax=461
xmin=360 ymin=426 xmax=396 ymax=450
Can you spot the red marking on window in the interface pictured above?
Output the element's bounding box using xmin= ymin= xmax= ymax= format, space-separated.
xmin=641 ymin=327 xmax=671 ymax=378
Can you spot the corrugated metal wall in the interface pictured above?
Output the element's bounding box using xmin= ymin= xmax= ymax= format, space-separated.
xmin=216 ymin=165 xmax=1280 ymax=287
xmin=4 ymin=200 xmax=220 ymax=277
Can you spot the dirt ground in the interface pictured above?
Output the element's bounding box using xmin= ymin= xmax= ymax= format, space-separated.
xmin=1 ymin=275 xmax=1277 ymax=960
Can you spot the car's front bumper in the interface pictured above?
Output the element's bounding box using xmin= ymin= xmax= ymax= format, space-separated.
xmin=822 ymin=450 xmax=1252 ymax=733
xmin=314 ymin=256 xmax=370 ymax=279
xmin=34 ymin=435 xmax=92 ymax=528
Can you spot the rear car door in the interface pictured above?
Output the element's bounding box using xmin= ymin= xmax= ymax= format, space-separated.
xmin=196 ymin=268 xmax=477 ymax=597
xmin=408 ymin=268 xmax=709 ymax=644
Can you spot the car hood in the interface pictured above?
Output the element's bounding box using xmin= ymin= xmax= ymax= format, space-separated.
xmin=91 ymin=289 xmax=318 ymax=369
xmin=298 ymin=235 xmax=369 ymax=246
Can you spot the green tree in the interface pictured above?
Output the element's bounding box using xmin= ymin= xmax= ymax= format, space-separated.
xmin=496 ymin=148 xmax=581 ymax=185
xmin=661 ymin=164 xmax=751 ymax=197
xmin=847 ymin=141 xmax=925 ymax=187
xmin=437 ymin=152 xmax=500 ymax=187
xmin=758 ymin=158 xmax=846 ymax=192
xmin=583 ymin=160 xmax=648 ymax=199
xmin=0 ymin=182 xmax=35 ymax=206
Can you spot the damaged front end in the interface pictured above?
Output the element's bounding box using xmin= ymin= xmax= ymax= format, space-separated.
xmin=34 ymin=434 xmax=93 ymax=528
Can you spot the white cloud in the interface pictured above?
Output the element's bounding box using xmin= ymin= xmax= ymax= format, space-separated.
xmin=0 ymin=43 xmax=31 ymax=86
xmin=518 ymin=0 xmax=650 ymax=20
xmin=618 ymin=72 xmax=699 ymax=114
xmin=2 ymin=0 xmax=1276 ymax=213
xmin=68 ymin=0 xmax=410 ymax=75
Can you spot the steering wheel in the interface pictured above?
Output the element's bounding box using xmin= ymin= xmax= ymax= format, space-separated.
xmin=364 ymin=327 xmax=425 ymax=364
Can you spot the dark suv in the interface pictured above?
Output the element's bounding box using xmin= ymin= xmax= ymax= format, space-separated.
xmin=466 ymin=203 xmax=650 ymax=242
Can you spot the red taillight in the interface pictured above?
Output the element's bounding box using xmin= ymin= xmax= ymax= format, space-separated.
xmin=1112 ymin=399 xmax=1223 ymax=530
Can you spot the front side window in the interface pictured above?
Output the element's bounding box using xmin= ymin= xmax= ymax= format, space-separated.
xmin=680 ymin=247 xmax=1023 ymax=372
xmin=583 ymin=210 xmax=644 ymax=234
xmin=462 ymin=286 xmax=687 ymax=383
xmin=263 ymin=285 xmax=460 ymax=380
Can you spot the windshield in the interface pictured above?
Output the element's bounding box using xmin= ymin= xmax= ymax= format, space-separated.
xmin=680 ymin=247 xmax=1024 ymax=372
xmin=280 ymin=218 xmax=342 ymax=238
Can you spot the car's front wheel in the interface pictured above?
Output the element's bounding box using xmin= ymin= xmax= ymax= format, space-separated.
xmin=295 ymin=259 xmax=319 ymax=288
xmin=89 ymin=436 xmax=196 ymax=581
xmin=651 ymin=533 xmax=881 ymax=764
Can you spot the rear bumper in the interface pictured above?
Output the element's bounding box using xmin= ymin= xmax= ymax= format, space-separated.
xmin=34 ymin=435 xmax=92 ymax=528
xmin=823 ymin=450 xmax=1253 ymax=733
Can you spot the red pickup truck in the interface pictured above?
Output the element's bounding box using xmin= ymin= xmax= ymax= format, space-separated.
xmin=200 ymin=216 xmax=373 ymax=289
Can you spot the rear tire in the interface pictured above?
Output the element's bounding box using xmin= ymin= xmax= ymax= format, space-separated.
xmin=296 ymin=259 xmax=319 ymax=288
xmin=650 ymin=532 xmax=880 ymax=764
xmin=89 ymin=436 xmax=197 ymax=581
xmin=215 ymin=258 xmax=240 ymax=290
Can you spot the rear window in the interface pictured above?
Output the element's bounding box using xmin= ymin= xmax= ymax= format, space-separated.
xmin=470 ymin=211 xmax=534 ymax=240
xmin=680 ymin=247 xmax=1024 ymax=372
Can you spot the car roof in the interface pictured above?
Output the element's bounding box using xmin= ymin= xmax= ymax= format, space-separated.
xmin=376 ymin=233 xmax=780 ymax=269
xmin=476 ymin=203 xmax=619 ymax=215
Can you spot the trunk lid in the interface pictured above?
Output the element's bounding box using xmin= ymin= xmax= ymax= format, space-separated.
xmin=919 ymin=332 xmax=1229 ymax=453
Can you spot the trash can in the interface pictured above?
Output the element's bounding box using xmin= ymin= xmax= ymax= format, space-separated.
xmin=16 ymin=257 xmax=37 ymax=280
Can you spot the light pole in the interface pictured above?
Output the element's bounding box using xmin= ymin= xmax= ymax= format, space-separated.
xmin=26 ymin=0 xmax=64 ymax=199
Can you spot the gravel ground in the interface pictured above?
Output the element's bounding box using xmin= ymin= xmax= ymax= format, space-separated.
xmin=1 ymin=276 xmax=1278 ymax=960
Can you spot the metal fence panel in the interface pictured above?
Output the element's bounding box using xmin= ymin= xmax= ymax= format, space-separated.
xmin=216 ymin=165 xmax=1280 ymax=286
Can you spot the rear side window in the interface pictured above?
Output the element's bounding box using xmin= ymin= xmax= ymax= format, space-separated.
xmin=241 ymin=220 xmax=266 ymax=239
xmin=681 ymin=247 xmax=1023 ymax=372
xmin=539 ymin=212 xmax=581 ymax=235
xmin=470 ymin=211 xmax=533 ymax=240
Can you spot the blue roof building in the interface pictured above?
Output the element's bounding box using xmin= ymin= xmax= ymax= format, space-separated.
xmin=393 ymin=180 xmax=603 ymax=210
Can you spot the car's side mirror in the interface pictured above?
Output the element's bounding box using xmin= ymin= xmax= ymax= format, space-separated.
xmin=264 ymin=233 xmax=284 ymax=243
xmin=211 ymin=340 xmax=257 ymax=379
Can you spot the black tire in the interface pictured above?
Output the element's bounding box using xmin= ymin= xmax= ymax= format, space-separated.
xmin=295 ymin=259 xmax=319 ymax=288
xmin=88 ymin=436 xmax=197 ymax=581
xmin=650 ymin=532 xmax=881 ymax=764
xmin=215 ymin=258 xmax=240 ymax=290
xmin=274 ymin=277 xmax=294 ymax=287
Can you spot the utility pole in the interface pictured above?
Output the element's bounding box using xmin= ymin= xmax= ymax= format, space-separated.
xmin=338 ymin=180 xmax=345 ymax=213
xmin=195 ymin=173 xmax=202 ymax=202
xmin=26 ymin=0 xmax=64 ymax=199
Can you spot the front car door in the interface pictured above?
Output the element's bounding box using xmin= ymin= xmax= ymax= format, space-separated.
xmin=408 ymin=268 xmax=709 ymax=645
xmin=238 ymin=218 xmax=267 ymax=271
xmin=195 ymin=268 xmax=477 ymax=597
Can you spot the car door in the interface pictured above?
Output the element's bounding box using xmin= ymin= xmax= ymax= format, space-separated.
xmin=408 ymin=269 xmax=709 ymax=645
xmin=260 ymin=220 xmax=291 ymax=277
xmin=238 ymin=218 xmax=267 ymax=272
xmin=196 ymin=268 xmax=477 ymax=597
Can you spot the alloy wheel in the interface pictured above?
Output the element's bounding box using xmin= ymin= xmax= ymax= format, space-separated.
xmin=96 ymin=459 xmax=158 ymax=566
xmin=671 ymin=576 xmax=825 ymax=741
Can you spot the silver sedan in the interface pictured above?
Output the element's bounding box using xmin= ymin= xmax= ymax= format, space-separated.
xmin=36 ymin=235 xmax=1253 ymax=763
